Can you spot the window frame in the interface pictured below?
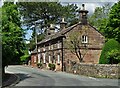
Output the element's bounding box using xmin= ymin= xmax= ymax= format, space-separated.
xmin=81 ymin=35 xmax=88 ymax=44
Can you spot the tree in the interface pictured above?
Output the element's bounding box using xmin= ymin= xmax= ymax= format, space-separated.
xmin=2 ymin=2 xmax=25 ymax=73
xmin=106 ymin=49 xmax=120 ymax=64
xmin=88 ymin=3 xmax=111 ymax=34
xmin=105 ymin=1 xmax=120 ymax=43
xmin=18 ymin=2 xmax=78 ymax=28
xmin=18 ymin=2 xmax=79 ymax=50
xmin=88 ymin=2 xmax=120 ymax=43
xmin=99 ymin=39 xmax=120 ymax=64
xmin=20 ymin=49 xmax=30 ymax=65
xmin=65 ymin=25 xmax=88 ymax=62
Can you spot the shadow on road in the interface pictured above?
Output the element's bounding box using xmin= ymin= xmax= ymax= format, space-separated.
xmin=15 ymin=73 xmax=34 ymax=82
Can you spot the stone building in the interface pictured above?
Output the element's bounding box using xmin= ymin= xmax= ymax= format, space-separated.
xmin=31 ymin=4 xmax=105 ymax=71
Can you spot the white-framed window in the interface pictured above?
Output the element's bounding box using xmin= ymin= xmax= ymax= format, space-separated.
xmin=49 ymin=55 xmax=51 ymax=63
xmin=57 ymin=54 xmax=60 ymax=64
xmin=34 ymin=56 xmax=36 ymax=63
xmin=49 ymin=44 xmax=51 ymax=50
xmin=51 ymin=44 xmax=53 ymax=50
xmin=43 ymin=53 xmax=46 ymax=63
xmin=81 ymin=35 xmax=88 ymax=43
xmin=43 ymin=48 xmax=45 ymax=51
xmin=38 ymin=48 xmax=40 ymax=52
xmin=38 ymin=54 xmax=41 ymax=63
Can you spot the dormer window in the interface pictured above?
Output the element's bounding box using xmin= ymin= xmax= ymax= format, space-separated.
xmin=81 ymin=35 xmax=88 ymax=43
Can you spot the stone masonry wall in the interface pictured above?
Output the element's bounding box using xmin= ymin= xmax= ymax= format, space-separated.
xmin=66 ymin=63 xmax=119 ymax=79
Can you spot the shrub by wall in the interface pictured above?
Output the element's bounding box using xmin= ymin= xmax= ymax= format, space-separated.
xmin=99 ymin=39 xmax=120 ymax=64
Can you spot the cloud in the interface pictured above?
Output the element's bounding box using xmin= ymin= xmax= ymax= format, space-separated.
xmin=61 ymin=1 xmax=117 ymax=15
xmin=0 ymin=0 xmax=3 ymax=7
xmin=76 ymin=3 xmax=102 ymax=14
xmin=59 ymin=0 xmax=119 ymax=3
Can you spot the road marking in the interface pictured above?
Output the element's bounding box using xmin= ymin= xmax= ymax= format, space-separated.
xmin=89 ymin=77 xmax=99 ymax=81
xmin=5 ymin=71 xmax=14 ymax=74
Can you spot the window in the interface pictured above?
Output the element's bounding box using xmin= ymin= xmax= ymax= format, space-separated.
xmin=43 ymin=53 xmax=46 ymax=63
xmin=38 ymin=48 xmax=40 ymax=52
xmin=58 ymin=41 xmax=60 ymax=48
xmin=81 ymin=35 xmax=88 ymax=43
xmin=38 ymin=54 xmax=41 ymax=63
xmin=34 ymin=56 xmax=36 ymax=63
xmin=49 ymin=44 xmax=51 ymax=50
xmin=57 ymin=54 xmax=60 ymax=64
xmin=43 ymin=48 xmax=45 ymax=51
xmin=49 ymin=55 xmax=51 ymax=63
xmin=51 ymin=45 xmax=53 ymax=50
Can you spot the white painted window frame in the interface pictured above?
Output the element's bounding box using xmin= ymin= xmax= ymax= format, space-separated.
xmin=81 ymin=35 xmax=88 ymax=43
xmin=49 ymin=55 xmax=51 ymax=63
xmin=43 ymin=53 xmax=46 ymax=63
xmin=34 ymin=56 xmax=36 ymax=63
xmin=57 ymin=54 xmax=60 ymax=64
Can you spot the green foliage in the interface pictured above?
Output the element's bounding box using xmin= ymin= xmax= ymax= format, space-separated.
xmin=88 ymin=2 xmax=120 ymax=43
xmin=106 ymin=49 xmax=120 ymax=64
xmin=88 ymin=3 xmax=111 ymax=34
xmin=2 ymin=2 xmax=25 ymax=67
xmin=105 ymin=1 xmax=120 ymax=43
xmin=37 ymin=63 xmax=42 ymax=68
xmin=99 ymin=39 xmax=120 ymax=64
xmin=18 ymin=2 xmax=78 ymax=27
xmin=48 ymin=63 xmax=56 ymax=70
xmin=20 ymin=54 xmax=30 ymax=62
xmin=18 ymin=2 xmax=79 ymax=50
xmin=28 ymin=33 xmax=45 ymax=51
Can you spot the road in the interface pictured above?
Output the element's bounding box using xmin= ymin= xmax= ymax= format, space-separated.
xmin=5 ymin=65 xmax=119 ymax=87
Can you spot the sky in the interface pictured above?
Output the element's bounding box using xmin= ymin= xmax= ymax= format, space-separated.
xmin=0 ymin=0 xmax=119 ymax=43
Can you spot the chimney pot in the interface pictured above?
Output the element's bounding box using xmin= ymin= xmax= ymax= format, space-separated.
xmin=47 ymin=24 xmax=55 ymax=35
xmin=60 ymin=17 xmax=67 ymax=30
xmin=82 ymin=4 xmax=85 ymax=10
xmin=79 ymin=4 xmax=88 ymax=24
xmin=62 ymin=18 xmax=65 ymax=22
xmin=50 ymin=24 xmax=54 ymax=28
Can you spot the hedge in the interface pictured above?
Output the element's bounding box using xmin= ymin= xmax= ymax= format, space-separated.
xmin=99 ymin=39 xmax=120 ymax=64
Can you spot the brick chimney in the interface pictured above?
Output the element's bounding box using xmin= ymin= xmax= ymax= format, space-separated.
xmin=47 ymin=24 xmax=55 ymax=35
xmin=60 ymin=18 xmax=67 ymax=30
xmin=79 ymin=4 xmax=88 ymax=24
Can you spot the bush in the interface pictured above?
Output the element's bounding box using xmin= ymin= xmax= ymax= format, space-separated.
xmin=99 ymin=39 xmax=120 ymax=64
xmin=106 ymin=49 xmax=120 ymax=64
xmin=48 ymin=63 xmax=55 ymax=71
xmin=37 ymin=63 xmax=42 ymax=68
xmin=20 ymin=54 xmax=30 ymax=64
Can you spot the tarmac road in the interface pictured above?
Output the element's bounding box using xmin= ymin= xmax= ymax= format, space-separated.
xmin=5 ymin=65 xmax=119 ymax=87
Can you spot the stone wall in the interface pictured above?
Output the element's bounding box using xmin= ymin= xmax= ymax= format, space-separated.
xmin=66 ymin=62 xmax=119 ymax=79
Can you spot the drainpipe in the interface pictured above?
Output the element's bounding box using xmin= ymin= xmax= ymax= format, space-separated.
xmin=61 ymin=38 xmax=64 ymax=72
xmin=35 ymin=23 xmax=38 ymax=66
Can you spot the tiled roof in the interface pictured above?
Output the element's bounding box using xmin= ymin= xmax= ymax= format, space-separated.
xmin=37 ymin=22 xmax=80 ymax=45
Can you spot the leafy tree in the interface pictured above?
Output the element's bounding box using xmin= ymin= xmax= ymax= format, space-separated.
xmin=18 ymin=2 xmax=78 ymax=28
xmin=106 ymin=49 xmax=120 ymax=64
xmin=20 ymin=49 xmax=30 ymax=64
xmin=88 ymin=3 xmax=111 ymax=34
xmin=99 ymin=39 xmax=120 ymax=64
xmin=2 ymin=2 xmax=25 ymax=73
xmin=88 ymin=2 xmax=120 ymax=43
xmin=18 ymin=2 xmax=78 ymax=50
xmin=105 ymin=1 xmax=120 ymax=43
